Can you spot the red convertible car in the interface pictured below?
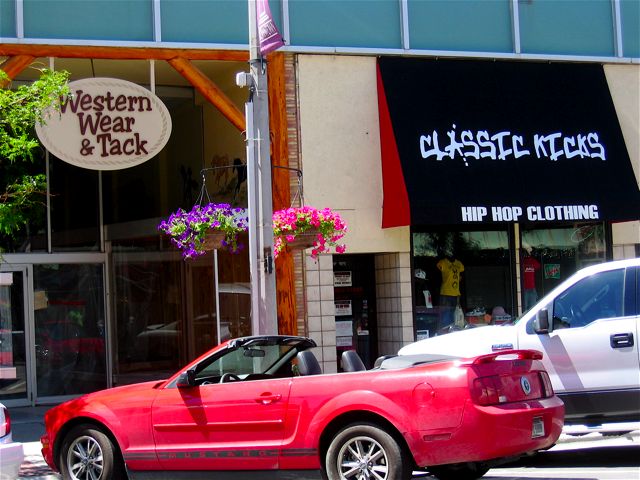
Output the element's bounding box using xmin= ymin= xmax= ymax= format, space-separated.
xmin=41 ymin=335 xmax=564 ymax=480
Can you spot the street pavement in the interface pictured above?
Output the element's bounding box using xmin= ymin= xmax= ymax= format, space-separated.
xmin=9 ymin=406 xmax=640 ymax=480
xmin=486 ymin=430 xmax=640 ymax=479
xmin=18 ymin=442 xmax=59 ymax=480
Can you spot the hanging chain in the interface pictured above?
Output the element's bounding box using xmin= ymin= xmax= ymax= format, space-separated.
xmin=197 ymin=164 xmax=303 ymax=208
xmin=273 ymin=165 xmax=304 ymax=208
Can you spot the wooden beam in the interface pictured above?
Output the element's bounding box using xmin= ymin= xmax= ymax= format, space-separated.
xmin=168 ymin=57 xmax=245 ymax=132
xmin=0 ymin=55 xmax=35 ymax=87
xmin=0 ymin=43 xmax=248 ymax=62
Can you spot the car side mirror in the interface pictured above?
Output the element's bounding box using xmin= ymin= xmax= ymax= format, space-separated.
xmin=533 ymin=308 xmax=551 ymax=334
xmin=176 ymin=369 xmax=196 ymax=388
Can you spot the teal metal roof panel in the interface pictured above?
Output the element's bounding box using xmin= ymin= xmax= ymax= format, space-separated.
xmin=23 ymin=0 xmax=153 ymax=41
xmin=0 ymin=0 xmax=635 ymax=61
xmin=519 ymin=0 xmax=615 ymax=57
xmin=0 ymin=0 xmax=16 ymax=38
xmin=408 ymin=0 xmax=513 ymax=53
xmin=621 ymin=0 xmax=639 ymax=58
xmin=160 ymin=0 xmax=248 ymax=44
xmin=288 ymin=0 xmax=401 ymax=49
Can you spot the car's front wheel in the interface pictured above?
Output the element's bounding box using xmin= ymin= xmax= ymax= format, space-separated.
xmin=59 ymin=424 xmax=126 ymax=480
xmin=325 ymin=423 xmax=412 ymax=480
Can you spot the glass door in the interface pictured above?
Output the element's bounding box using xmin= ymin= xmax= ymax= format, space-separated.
xmin=33 ymin=263 xmax=107 ymax=402
xmin=0 ymin=267 xmax=32 ymax=406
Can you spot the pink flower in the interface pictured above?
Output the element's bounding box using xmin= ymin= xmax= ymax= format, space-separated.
xmin=273 ymin=206 xmax=347 ymax=259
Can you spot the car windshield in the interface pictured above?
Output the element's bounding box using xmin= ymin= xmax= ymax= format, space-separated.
xmin=194 ymin=343 xmax=297 ymax=380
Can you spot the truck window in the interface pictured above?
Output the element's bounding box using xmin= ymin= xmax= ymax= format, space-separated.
xmin=552 ymin=268 xmax=625 ymax=328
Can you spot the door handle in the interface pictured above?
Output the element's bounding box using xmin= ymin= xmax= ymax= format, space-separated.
xmin=610 ymin=333 xmax=634 ymax=349
xmin=255 ymin=393 xmax=282 ymax=405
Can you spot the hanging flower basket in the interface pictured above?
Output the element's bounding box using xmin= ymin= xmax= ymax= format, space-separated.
xmin=201 ymin=230 xmax=227 ymax=250
xmin=282 ymin=227 xmax=320 ymax=249
xmin=158 ymin=203 xmax=248 ymax=259
xmin=273 ymin=206 xmax=347 ymax=259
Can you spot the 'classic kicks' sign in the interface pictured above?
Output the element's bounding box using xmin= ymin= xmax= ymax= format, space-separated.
xmin=36 ymin=78 xmax=172 ymax=170
xmin=377 ymin=58 xmax=640 ymax=226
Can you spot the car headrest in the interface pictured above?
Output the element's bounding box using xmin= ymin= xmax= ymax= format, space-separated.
xmin=296 ymin=350 xmax=322 ymax=376
xmin=373 ymin=354 xmax=397 ymax=369
xmin=341 ymin=350 xmax=366 ymax=372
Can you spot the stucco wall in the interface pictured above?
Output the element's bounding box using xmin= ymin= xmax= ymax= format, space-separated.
xmin=297 ymin=55 xmax=409 ymax=254
xmin=605 ymin=64 xmax=640 ymax=248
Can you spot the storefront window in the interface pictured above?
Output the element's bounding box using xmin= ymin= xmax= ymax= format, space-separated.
xmin=214 ymin=236 xmax=251 ymax=343
xmin=49 ymin=157 xmax=100 ymax=251
xmin=34 ymin=264 xmax=106 ymax=397
xmin=520 ymin=222 xmax=607 ymax=310
xmin=412 ymin=229 xmax=513 ymax=338
xmin=112 ymin=233 xmax=251 ymax=385
xmin=102 ymin=88 xmax=203 ymax=225
xmin=112 ymin=245 xmax=185 ymax=385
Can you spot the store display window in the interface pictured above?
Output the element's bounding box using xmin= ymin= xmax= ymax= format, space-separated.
xmin=412 ymin=229 xmax=513 ymax=338
xmin=520 ymin=222 xmax=607 ymax=309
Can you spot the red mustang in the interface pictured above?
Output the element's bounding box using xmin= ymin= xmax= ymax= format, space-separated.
xmin=41 ymin=335 xmax=564 ymax=480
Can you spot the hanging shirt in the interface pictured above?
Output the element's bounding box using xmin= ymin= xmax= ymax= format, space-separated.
xmin=522 ymin=256 xmax=541 ymax=290
xmin=437 ymin=258 xmax=464 ymax=296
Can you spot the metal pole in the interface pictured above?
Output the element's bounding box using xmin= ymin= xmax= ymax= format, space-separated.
xmin=242 ymin=0 xmax=277 ymax=335
xmin=214 ymin=249 xmax=221 ymax=343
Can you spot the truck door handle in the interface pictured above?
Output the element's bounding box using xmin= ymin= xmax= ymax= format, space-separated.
xmin=610 ymin=333 xmax=634 ymax=349
xmin=255 ymin=393 xmax=282 ymax=405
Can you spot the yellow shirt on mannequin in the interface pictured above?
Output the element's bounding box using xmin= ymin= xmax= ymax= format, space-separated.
xmin=437 ymin=258 xmax=464 ymax=296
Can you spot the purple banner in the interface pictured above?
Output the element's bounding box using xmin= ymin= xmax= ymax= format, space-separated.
xmin=257 ymin=0 xmax=285 ymax=55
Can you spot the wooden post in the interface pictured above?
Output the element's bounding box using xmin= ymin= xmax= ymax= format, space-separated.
xmin=269 ymin=52 xmax=297 ymax=336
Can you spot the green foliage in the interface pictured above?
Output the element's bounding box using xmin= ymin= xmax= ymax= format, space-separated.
xmin=0 ymin=174 xmax=47 ymax=235
xmin=0 ymin=68 xmax=70 ymax=162
xmin=0 ymin=67 xmax=70 ymax=244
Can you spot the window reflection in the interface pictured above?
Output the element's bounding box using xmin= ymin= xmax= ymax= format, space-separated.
xmin=521 ymin=223 xmax=606 ymax=299
xmin=34 ymin=264 xmax=106 ymax=397
xmin=112 ymin=233 xmax=251 ymax=385
xmin=113 ymin=248 xmax=184 ymax=385
xmin=49 ymin=158 xmax=100 ymax=251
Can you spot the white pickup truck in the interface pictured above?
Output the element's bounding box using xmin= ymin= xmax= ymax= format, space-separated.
xmin=400 ymin=258 xmax=640 ymax=433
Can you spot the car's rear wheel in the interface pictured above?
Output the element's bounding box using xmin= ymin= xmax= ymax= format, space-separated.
xmin=59 ymin=424 xmax=126 ymax=480
xmin=325 ymin=423 xmax=412 ymax=480
xmin=428 ymin=462 xmax=490 ymax=480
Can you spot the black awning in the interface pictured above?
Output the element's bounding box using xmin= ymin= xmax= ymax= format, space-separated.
xmin=377 ymin=58 xmax=640 ymax=226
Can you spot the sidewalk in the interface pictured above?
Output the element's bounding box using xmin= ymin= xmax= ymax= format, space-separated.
xmin=9 ymin=406 xmax=60 ymax=479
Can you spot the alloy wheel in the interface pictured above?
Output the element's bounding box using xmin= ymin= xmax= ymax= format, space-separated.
xmin=336 ymin=434 xmax=390 ymax=480
xmin=66 ymin=434 xmax=104 ymax=480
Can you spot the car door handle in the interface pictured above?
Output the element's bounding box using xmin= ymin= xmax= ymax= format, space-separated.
xmin=610 ymin=333 xmax=634 ymax=349
xmin=255 ymin=393 xmax=282 ymax=405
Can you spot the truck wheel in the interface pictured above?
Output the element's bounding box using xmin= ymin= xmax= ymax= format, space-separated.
xmin=325 ymin=423 xmax=412 ymax=480
xmin=429 ymin=462 xmax=490 ymax=480
xmin=59 ymin=424 xmax=126 ymax=480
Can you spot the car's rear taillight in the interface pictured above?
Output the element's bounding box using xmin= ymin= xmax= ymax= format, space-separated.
xmin=539 ymin=371 xmax=554 ymax=398
xmin=471 ymin=375 xmax=502 ymax=406
xmin=0 ymin=405 xmax=10 ymax=437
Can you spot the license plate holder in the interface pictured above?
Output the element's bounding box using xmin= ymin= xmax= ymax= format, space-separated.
xmin=532 ymin=416 xmax=545 ymax=438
